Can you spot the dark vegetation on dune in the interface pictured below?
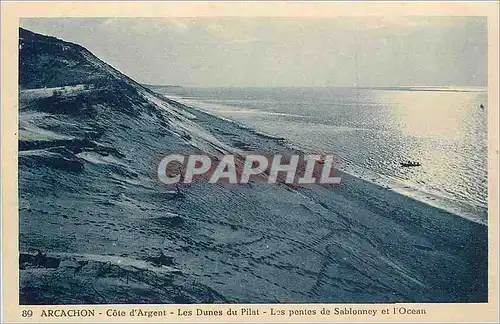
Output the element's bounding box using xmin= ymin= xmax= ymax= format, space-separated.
xmin=18 ymin=27 xmax=488 ymax=305
xmin=19 ymin=28 xmax=229 ymax=303
xmin=20 ymin=28 xmax=109 ymax=89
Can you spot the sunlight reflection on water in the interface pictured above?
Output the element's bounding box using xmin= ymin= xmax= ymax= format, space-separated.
xmin=157 ymin=87 xmax=488 ymax=223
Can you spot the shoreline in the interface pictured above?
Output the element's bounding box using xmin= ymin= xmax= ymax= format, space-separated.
xmin=18 ymin=27 xmax=488 ymax=304
xmin=18 ymin=83 xmax=488 ymax=304
xmin=159 ymin=94 xmax=488 ymax=303
xmin=157 ymin=92 xmax=488 ymax=226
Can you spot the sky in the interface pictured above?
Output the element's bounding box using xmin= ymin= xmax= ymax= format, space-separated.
xmin=20 ymin=17 xmax=487 ymax=87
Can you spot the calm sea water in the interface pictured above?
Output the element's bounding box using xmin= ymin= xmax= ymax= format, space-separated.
xmin=156 ymin=86 xmax=488 ymax=224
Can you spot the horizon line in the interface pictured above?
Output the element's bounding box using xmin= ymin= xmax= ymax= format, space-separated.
xmin=144 ymin=84 xmax=488 ymax=90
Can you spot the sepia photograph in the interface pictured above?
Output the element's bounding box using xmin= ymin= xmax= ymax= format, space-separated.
xmin=1 ymin=2 xmax=499 ymax=323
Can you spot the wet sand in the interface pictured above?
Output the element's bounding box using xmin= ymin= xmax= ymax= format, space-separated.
xmin=19 ymin=92 xmax=487 ymax=304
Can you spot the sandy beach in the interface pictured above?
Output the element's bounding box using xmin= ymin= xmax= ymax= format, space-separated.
xmin=18 ymin=27 xmax=487 ymax=304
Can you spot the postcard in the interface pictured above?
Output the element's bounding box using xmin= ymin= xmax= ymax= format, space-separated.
xmin=1 ymin=1 xmax=499 ymax=323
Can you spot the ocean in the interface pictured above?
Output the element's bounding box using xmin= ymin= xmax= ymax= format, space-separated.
xmin=155 ymin=86 xmax=488 ymax=224
xmin=17 ymin=27 xmax=489 ymax=305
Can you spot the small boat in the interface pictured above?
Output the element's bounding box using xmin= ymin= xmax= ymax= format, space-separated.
xmin=400 ymin=161 xmax=421 ymax=167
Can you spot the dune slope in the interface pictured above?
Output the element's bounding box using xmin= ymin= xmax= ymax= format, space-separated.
xmin=18 ymin=28 xmax=487 ymax=304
